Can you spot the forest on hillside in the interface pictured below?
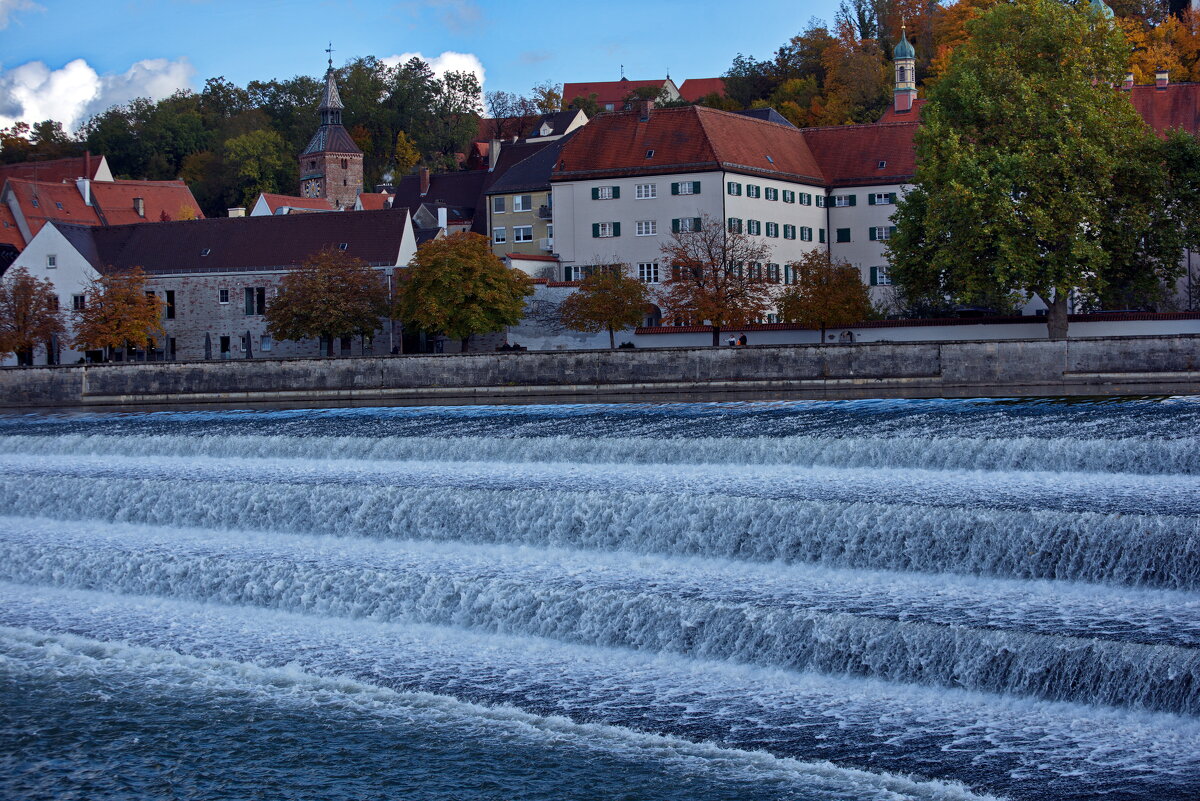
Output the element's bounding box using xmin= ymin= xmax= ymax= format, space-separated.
xmin=0 ymin=0 xmax=1192 ymax=218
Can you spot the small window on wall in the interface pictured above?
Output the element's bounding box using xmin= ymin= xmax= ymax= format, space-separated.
xmin=261 ymin=335 xmax=273 ymax=352
xmin=493 ymin=227 xmax=507 ymax=244
xmin=514 ymin=225 xmax=533 ymax=242
xmin=671 ymin=181 xmax=700 ymax=195
xmin=799 ymin=193 xmax=812 ymax=206
xmin=638 ymin=262 xmax=660 ymax=283
xmin=800 ymin=226 xmax=812 ymax=241
xmin=592 ymin=186 xmax=618 ymax=200
xmin=72 ymin=294 xmax=85 ymax=311
xmin=636 ymin=220 xmax=658 ymax=236
xmin=219 ymin=288 xmax=229 ymax=304
xmin=764 ymin=187 xmax=779 ymax=201
xmin=727 ymin=182 xmax=742 ymax=196
xmin=493 ymin=197 xmax=506 ymax=214
xmin=746 ymin=185 xmax=761 ymax=199
xmin=836 ymin=228 xmax=851 ymax=243
xmin=636 ymin=184 xmax=657 ymax=199
xmin=514 ymin=195 xmax=533 ymax=212
xmin=870 ymin=266 xmax=892 ymax=286
xmin=782 ymin=190 xmax=795 ymax=203
xmin=46 ymin=255 xmax=57 ymax=269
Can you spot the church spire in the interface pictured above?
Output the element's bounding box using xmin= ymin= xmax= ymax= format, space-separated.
xmin=320 ymin=45 xmax=343 ymax=126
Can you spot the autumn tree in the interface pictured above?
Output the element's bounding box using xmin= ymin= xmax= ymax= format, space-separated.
xmin=265 ymin=249 xmax=389 ymax=357
xmin=777 ymin=251 xmax=873 ymax=343
xmin=395 ymin=232 xmax=533 ymax=353
xmin=657 ymin=215 xmax=774 ymax=346
xmin=559 ymin=266 xmax=650 ymax=348
xmin=888 ymin=0 xmax=1170 ymax=339
xmin=0 ymin=267 xmax=66 ymax=365
xmin=393 ymin=130 xmax=421 ymax=175
xmin=72 ymin=267 xmax=165 ymax=361
xmin=531 ymin=82 xmax=564 ymax=113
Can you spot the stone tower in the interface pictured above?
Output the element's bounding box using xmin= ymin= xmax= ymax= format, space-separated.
xmin=299 ymin=57 xmax=363 ymax=210
xmin=893 ymin=25 xmax=917 ymax=115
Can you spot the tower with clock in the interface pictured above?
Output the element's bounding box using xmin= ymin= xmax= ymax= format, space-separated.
xmin=299 ymin=46 xmax=363 ymax=210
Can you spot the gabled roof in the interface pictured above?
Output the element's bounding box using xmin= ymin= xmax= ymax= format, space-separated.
xmin=0 ymin=154 xmax=108 ymax=184
xmin=4 ymin=178 xmax=100 ymax=238
xmin=552 ymin=105 xmax=824 ymax=184
xmin=486 ymin=133 xmax=577 ymax=195
xmin=1129 ymin=83 xmax=1200 ymax=137
xmin=529 ymin=110 xmax=582 ymax=138
xmin=736 ymin=108 xmax=795 ymax=127
xmin=679 ymin=78 xmax=726 ymax=102
xmin=356 ymin=192 xmax=393 ymax=211
xmin=0 ymin=205 xmax=23 ymax=249
xmin=800 ymin=122 xmax=918 ymax=187
xmin=564 ymin=77 xmax=672 ymax=106
xmin=258 ymin=193 xmax=336 ymax=214
xmin=90 ymin=180 xmax=204 ymax=225
xmin=54 ymin=206 xmax=412 ymax=275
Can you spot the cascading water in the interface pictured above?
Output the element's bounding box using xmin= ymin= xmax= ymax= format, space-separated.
xmin=1 ymin=398 xmax=1198 ymax=800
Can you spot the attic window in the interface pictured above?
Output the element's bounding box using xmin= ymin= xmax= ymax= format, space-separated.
xmin=765 ymin=155 xmax=774 ymax=164
xmin=200 ymin=248 xmax=212 ymax=257
xmin=31 ymin=198 xmax=39 ymax=208
xmin=645 ymin=149 xmax=655 ymax=158
xmin=338 ymin=243 xmax=349 ymax=251
xmin=878 ymin=160 xmax=887 ymax=169
xmin=55 ymin=201 xmax=64 ymax=210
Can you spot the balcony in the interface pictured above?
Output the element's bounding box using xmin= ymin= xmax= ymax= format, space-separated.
xmin=539 ymin=237 xmax=554 ymax=251
xmin=537 ymin=205 xmax=552 ymax=219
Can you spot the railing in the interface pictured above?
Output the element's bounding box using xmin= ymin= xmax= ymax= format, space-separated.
xmin=537 ymin=205 xmax=552 ymax=219
xmin=539 ymin=238 xmax=554 ymax=251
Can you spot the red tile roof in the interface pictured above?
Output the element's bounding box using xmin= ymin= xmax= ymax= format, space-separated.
xmin=0 ymin=154 xmax=106 ymax=184
xmin=877 ymin=99 xmax=927 ymax=123
xmin=800 ymin=122 xmax=919 ymax=187
xmin=563 ymin=78 xmax=670 ymax=107
xmin=1129 ymin=83 xmax=1200 ymax=136
xmin=357 ymin=193 xmax=393 ymax=211
xmin=4 ymin=178 xmax=100 ymax=239
xmin=552 ymin=105 xmax=824 ymax=184
xmin=258 ymin=193 xmax=335 ymax=213
xmin=679 ymin=78 xmax=726 ymax=102
xmin=91 ymin=180 xmax=204 ymax=225
xmin=0 ymin=204 xmax=23 ymax=249
xmin=508 ymin=253 xmax=558 ymax=262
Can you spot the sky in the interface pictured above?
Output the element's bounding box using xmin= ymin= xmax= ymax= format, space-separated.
xmin=0 ymin=0 xmax=842 ymax=131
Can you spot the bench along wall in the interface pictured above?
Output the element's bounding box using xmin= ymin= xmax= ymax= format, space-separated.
xmin=2 ymin=335 xmax=1199 ymax=408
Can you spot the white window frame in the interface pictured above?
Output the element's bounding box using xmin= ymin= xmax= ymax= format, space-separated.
xmin=46 ymin=254 xmax=57 ymax=269
xmin=765 ymin=222 xmax=779 ymax=238
xmin=635 ymin=183 xmax=657 ymax=200
xmin=834 ymin=195 xmax=852 ymax=207
xmin=513 ymin=195 xmax=532 ymax=212
xmin=71 ymin=294 xmax=85 ymax=311
xmin=492 ymin=197 xmax=505 ymax=214
xmin=636 ymin=220 xmax=657 ymax=236
xmin=875 ymin=265 xmax=892 ymax=285
xmin=597 ymin=222 xmax=615 ymax=238
xmin=676 ymin=182 xmax=695 ymax=196
xmin=597 ymin=186 xmax=614 ymax=200
xmin=638 ymin=262 xmax=660 ymax=283
xmin=513 ymin=225 xmax=534 ymax=242
xmin=493 ymin=227 xmax=507 ymax=244
xmin=873 ymin=193 xmax=892 ymax=205
xmin=873 ymin=226 xmax=891 ymax=241
xmin=260 ymin=335 xmax=273 ymax=352
xmin=218 ymin=289 xmax=229 ymax=304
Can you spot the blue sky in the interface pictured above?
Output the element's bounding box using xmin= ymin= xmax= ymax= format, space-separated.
xmin=0 ymin=0 xmax=842 ymax=129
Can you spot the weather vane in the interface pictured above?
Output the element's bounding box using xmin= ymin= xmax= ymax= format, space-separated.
xmin=326 ymin=42 xmax=334 ymax=69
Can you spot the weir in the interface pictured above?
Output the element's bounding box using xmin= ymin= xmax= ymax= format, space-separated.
xmin=1 ymin=398 xmax=1198 ymax=801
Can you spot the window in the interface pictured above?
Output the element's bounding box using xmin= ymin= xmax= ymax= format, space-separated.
xmin=869 ymin=193 xmax=897 ymax=206
xmin=767 ymin=263 xmax=780 ymax=282
xmin=592 ymin=222 xmax=619 ymax=238
xmin=493 ymin=227 xmax=507 ymax=244
xmin=799 ymin=192 xmax=812 ymax=206
xmin=493 ymin=197 xmax=506 ymax=214
xmin=727 ymin=217 xmax=742 ymax=233
xmin=748 ymin=263 xmax=762 ymax=279
xmin=765 ymin=222 xmax=779 ymax=238
xmin=31 ymin=198 xmax=39 ymax=208
xmin=341 ymin=158 xmax=348 ymax=169
xmin=869 ymin=226 xmax=896 ymax=241
xmin=878 ymin=160 xmax=887 ymax=169
xmin=764 ymin=187 xmax=779 ymax=201
xmin=200 ymin=248 xmax=211 ymax=257
xmin=671 ymin=181 xmax=700 ymax=195
xmin=800 ymin=226 xmax=813 ymax=241
xmin=727 ymin=181 xmax=742 ymax=196
xmin=72 ymin=294 xmax=85 ymax=311
xmin=638 ymin=262 xmax=660 ymax=283
xmin=782 ymin=190 xmax=795 ymax=203
xmin=816 ymin=195 xmax=826 ymax=208
xmin=261 ymin=335 xmax=273 ymax=352
xmin=592 ymin=186 xmax=618 ymax=200
xmin=546 ymin=224 xmax=553 ymax=239
xmin=871 ymin=265 xmax=892 ymax=286
xmin=636 ymin=183 xmax=657 ymax=199
xmin=55 ymin=201 xmax=63 ymax=210
xmin=746 ymin=184 xmax=761 ymax=199
xmin=165 ymin=290 xmax=175 ymax=320
xmin=783 ymin=224 xmax=796 ymax=240
xmin=513 ymin=195 xmax=532 ymax=212
xmin=219 ymin=288 xmax=229 ymax=304
xmin=833 ymin=194 xmax=856 ymax=207
xmin=645 ymin=149 xmax=655 ymax=158
xmin=819 ymin=229 xmax=826 ymax=244
xmin=636 ymin=220 xmax=658 ymax=236
xmin=514 ymin=225 xmax=534 ymax=242
xmin=46 ymin=255 xmax=56 ymax=269
xmin=245 ymin=286 xmax=266 ymax=315
xmin=338 ymin=243 xmax=349 ymax=251
xmin=672 ymin=217 xmax=701 ymax=232
xmin=836 ymin=228 xmax=851 ymax=243
xmin=747 ymin=219 xmax=761 ymax=235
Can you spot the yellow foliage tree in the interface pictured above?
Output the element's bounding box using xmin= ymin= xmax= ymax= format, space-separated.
xmin=72 ymin=267 xmax=165 ymax=360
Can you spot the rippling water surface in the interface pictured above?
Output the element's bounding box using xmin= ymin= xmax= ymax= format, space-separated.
xmin=1 ymin=398 xmax=1198 ymax=800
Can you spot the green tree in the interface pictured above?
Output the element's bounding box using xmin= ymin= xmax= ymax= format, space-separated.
xmin=395 ymin=232 xmax=533 ymax=353
xmin=777 ymin=251 xmax=873 ymax=343
xmin=265 ymin=249 xmax=390 ymax=357
xmin=559 ymin=266 xmax=650 ymax=348
xmin=223 ymin=128 xmax=292 ymax=209
xmin=0 ymin=267 xmax=66 ymax=365
xmin=888 ymin=0 xmax=1169 ymax=339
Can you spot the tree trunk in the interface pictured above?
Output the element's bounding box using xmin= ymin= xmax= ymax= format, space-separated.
xmin=608 ymin=325 xmax=616 ymax=349
xmin=325 ymin=336 xmax=333 ymax=358
xmin=819 ymin=324 xmax=826 ymax=345
xmin=461 ymin=336 xmax=470 ymax=353
xmin=712 ymin=326 xmax=721 ymax=347
xmin=1046 ymin=294 xmax=1069 ymax=341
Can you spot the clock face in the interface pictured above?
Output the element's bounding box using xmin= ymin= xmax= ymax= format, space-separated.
xmin=303 ymin=179 xmax=321 ymax=198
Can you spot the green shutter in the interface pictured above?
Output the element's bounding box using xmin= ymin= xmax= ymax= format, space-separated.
xmin=612 ymin=222 xmax=621 ymax=237
xmin=848 ymin=194 xmax=856 ymax=206
xmin=611 ymin=186 xmax=620 ymax=199
xmin=819 ymin=229 xmax=826 ymax=243
xmin=890 ymin=193 xmax=898 ymax=204
xmin=692 ymin=217 xmax=702 ymax=230
xmin=592 ymin=223 xmax=600 ymax=238
xmin=870 ymin=266 xmax=879 ymax=285
xmin=867 ymin=194 xmax=876 ymax=206
xmin=672 ymin=218 xmax=680 ymax=233
xmin=671 ymin=183 xmax=680 ymax=195
xmin=692 ymin=181 xmax=701 ymax=194
xmin=817 ymin=195 xmax=825 ymax=207
xmin=869 ymin=228 xmax=877 ymax=241
xmin=591 ymin=188 xmax=600 ymax=200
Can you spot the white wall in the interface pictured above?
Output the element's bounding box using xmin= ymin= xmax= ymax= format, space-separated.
xmin=825 ymin=184 xmax=907 ymax=301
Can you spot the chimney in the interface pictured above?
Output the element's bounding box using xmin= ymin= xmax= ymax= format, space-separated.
xmin=76 ymin=177 xmax=91 ymax=206
xmin=418 ymin=166 xmax=430 ymax=197
xmin=636 ymin=99 xmax=655 ymax=121
xmin=437 ymin=206 xmax=448 ymax=230
xmin=133 ymin=197 xmax=145 ymax=217
xmin=84 ymin=150 xmax=92 ymax=180
xmin=489 ymin=139 xmax=502 ymax=171
xmin=1156 ymin=67 xmax=1170 ymax=89
xmin=228 ymin=207 xmax=246 ymax=218
xmin=1123 ymin=72 xmax=1134 ymax=90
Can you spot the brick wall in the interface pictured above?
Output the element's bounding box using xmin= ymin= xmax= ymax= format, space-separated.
xmin=312 ymin=152 xmax=363 ymax=211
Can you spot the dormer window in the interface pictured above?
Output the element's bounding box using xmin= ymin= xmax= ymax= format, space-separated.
xmin=338 ymin=243 xmax=349 ymax=251
xmin=645 ymin=149 xmax=655 ymax=158
xmin=200 ymin=248 xmax=211 ymax=257
xmin=765 ymin=155 xmax=774 ymax=164
xmin=878 ymin=160 xmax=887 ymax=169
xmin=31 ymin=198 xmax=39 ymax=208
xmin=55 ymin=201 xmax=63 ymax=210
xmin=540 ymin=123 xmax=552 ymax=136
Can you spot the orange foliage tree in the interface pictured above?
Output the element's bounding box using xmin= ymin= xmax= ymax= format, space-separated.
xmin=71 ymin=267 xmax=164 ymax=361
xmin=657 ymin=215 xmax=774 ymax=347
xmin=777 ymin=251 xmax=873 ymax=344
xmin=559 ymin=266 xmax=650 ymax=348
xmin=0 ymin=266 xmax=66 ymax=364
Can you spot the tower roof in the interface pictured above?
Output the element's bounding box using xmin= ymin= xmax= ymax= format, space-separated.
xmin=320 ymin=67 xmax=344 ymax=111
xmin=894 ymin=28 xmax=916 ymax=60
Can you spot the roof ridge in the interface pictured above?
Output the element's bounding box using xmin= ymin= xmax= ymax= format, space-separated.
xmin=694 ymin=104 xmax=803 ymax=130
xmin=798 ymin=120 xmax=922 ymax=133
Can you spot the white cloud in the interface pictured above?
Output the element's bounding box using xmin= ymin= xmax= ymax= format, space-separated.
xmin=0 ymin=57 xmax=194 ymax=130
xmin=0 ymin=0 xmax=41 ymax=30
xmin=383 ymin=51 xmax=485 ymax=92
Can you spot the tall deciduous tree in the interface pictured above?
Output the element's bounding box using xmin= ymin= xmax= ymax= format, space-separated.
xmin=0 ymin=267 xmax=66 ymax=365
xmin=72 ymin=267 xmax=164 ymax=361
xmin=888 ymin=0 xmax=1168 ymax=339
xmin=658 ymin=215 xmax=774 ymax=346
xmin=559 ymin=266 xmax=649 ymax=348
xmin=395 ymin=232 xmax=532 ymax=352
xmin=777 ymin=251 xmax=873 ymax=343
xmin=223 ymin=128 xmax=293 ymax=209
xmin=265 ymin=249 xmax=390 ymax=357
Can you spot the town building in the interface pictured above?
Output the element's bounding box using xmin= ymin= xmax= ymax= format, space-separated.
xmin=485 ymin=134 xmax=577 ymax=262
xmin=298 ymin=60 xmax=363 ymax=210
xmin=249 ymin=193 xmax=335 ymax=216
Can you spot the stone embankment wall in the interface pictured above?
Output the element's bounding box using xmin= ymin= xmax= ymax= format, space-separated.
xmin=2 ymin=335 xmax=1199 ymax=408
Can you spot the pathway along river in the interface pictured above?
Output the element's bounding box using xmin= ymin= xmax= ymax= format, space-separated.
xmin=1 ymin=399 xmax=1198 ymax=800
